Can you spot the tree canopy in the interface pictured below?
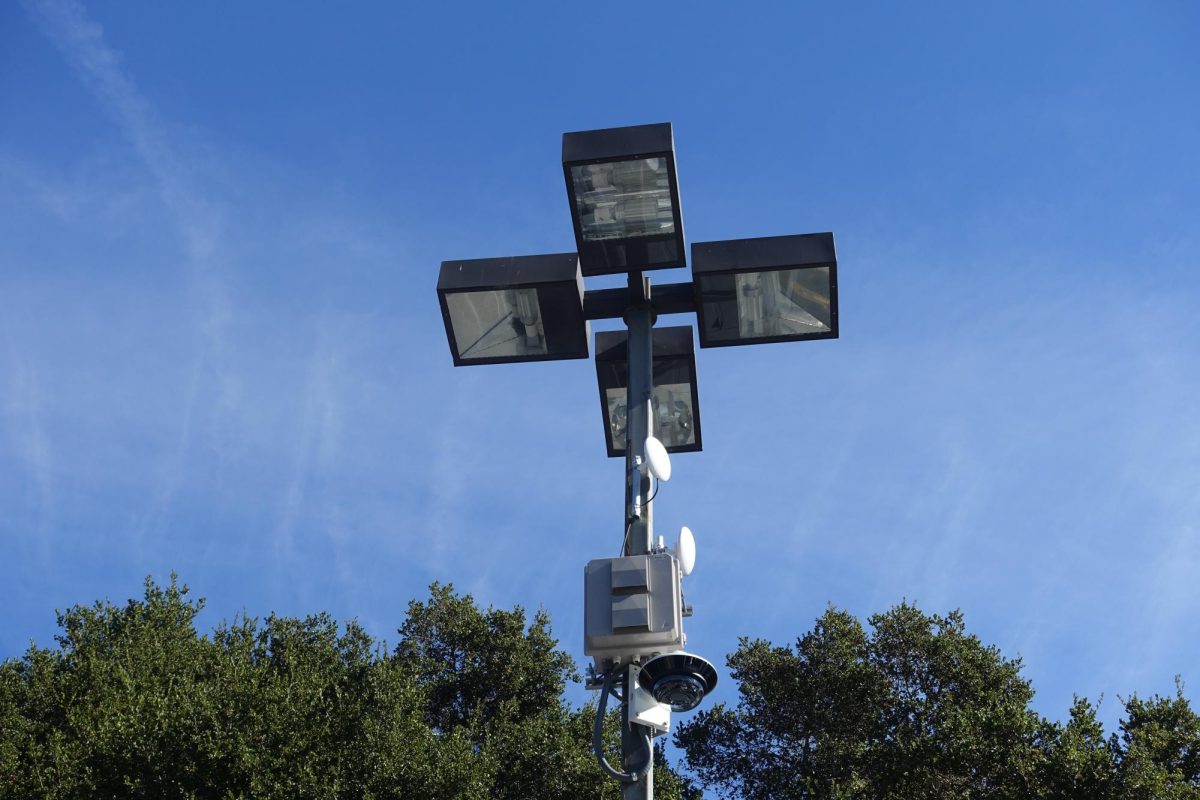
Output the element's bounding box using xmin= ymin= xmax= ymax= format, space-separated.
xmin=3 ymin=579 xmax=1197 ymax=799
xmin=0 ymin=576 xmax=697 ymax=800
xmin=674 ymin=603 xmax=1200 ymax=799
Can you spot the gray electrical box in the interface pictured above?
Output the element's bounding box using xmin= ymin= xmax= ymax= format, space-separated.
xmin=584 ymin=553 xmax=683 ymax=667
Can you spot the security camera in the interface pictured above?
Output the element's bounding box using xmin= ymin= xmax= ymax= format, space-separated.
xmin=637 ymin=652 xmax=718 ymax=712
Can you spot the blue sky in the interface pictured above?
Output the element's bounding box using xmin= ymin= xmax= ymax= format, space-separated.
xmin=3 ymin=0 xmax=1199 ymax=754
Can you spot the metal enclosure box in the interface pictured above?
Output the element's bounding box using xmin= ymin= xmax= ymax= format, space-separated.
xmin=585 ymin=553 xmax=683 ymax=666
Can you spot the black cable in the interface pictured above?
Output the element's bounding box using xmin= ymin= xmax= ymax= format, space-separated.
xmin=593 ymin=670 xmax=653 ymax=784
xmin=646 ymin=474 xmax=660 ymax=505
xmin=618 ymin=449 xmax=637 ymax=556
xmin=618 ymin=474 xmax=661 ymax=557
xmin=618 ymin=518 xmax=633 ymax=558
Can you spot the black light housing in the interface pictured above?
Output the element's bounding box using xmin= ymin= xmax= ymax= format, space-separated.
xmin=437 ymin=253 xmax=589 ymax=366
xmin=692 ymin=232 xmax=838 ymax=348
xmin=563 ymin=122 xmax=686 ymax=277
xmin=594 ymin=326 xmax=702 ymax=457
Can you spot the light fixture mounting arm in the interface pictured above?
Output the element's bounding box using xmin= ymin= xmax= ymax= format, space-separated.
xmin=583 ymin=280 xmax=696 ymax=321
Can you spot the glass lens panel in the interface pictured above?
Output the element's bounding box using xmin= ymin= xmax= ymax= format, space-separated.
xmin=446 ymin=288 xmax=548 ymax=360
xmin=604 ymin=382 xmax=696 ymax=453
xmin=698 ymin=267 xmax=832 ymax=344
xmin=652 ymin=383 xmax=697 ymax=449
xmin=605 ymin=388 xmax=628 ymax=452
xmin=571 ymin=158 xmax=676 ymax=243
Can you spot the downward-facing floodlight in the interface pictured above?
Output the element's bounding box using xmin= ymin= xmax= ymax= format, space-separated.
xmin=438 ymin=253 xmax=589 ymax=366
xmin=692 ymin=232 xmax=838 ymax=348
xmin=563 ymin=123 xmax=685 ymax=276
xmin=595 ymin=326 xmax=702 ymax=457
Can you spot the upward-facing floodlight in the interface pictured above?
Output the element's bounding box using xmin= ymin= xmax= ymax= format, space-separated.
xmin=595 ymin=326 xmax=701 ymax=457
xmin=692 ymin=232 xmax=838 ymax=348
xmin=563 ymin=123 xmax=685 ymax=276
xmin=438 ymin=253 xmax=590 ymax=366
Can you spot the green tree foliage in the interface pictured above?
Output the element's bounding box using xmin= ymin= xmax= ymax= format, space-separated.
xmin=6 ymin=579 xmax=1195 ymax=799
xmin=1036 ymin=696 xmax=1118 ymax=799
xmin=675 ymin=603 xmax=1200 ymax=800
xmin=393 ymin=583 xmax=696 ymax=799
xmin=0 ymin=576 xmax=696 ymax=799
xmin=1114 ymin=683 xmax=1200 ymax=800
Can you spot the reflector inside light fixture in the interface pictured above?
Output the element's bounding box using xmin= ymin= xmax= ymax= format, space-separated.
xmin=595 ymin=326 xmax=701 ymax=458
xmin=570 ymin=158 xmax=677 ymax=244
xmin=604 ymin=383 xmax=697 ymax=452
xmin=437 ymin=253 xmax=589 ymax=367
xmin=444 ymin=288 xmax=548 ymax=361
xmin=563 ymin=123 xmax=685 ymax=275
xmin=703 ymin=267 xmax=833 ymax=342
xmin=693 ymin=233 xmax=838 ymax=348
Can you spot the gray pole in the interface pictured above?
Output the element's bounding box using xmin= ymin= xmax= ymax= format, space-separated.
xmin=624 ymin=273 xmax=654 ymax=559
xmin=622 ymin=273 xmax=654 ymax=800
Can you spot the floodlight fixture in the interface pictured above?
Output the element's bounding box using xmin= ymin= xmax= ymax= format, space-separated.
xmin=595 ymin=326 xmax=701 ymax=457
xmin=563 ymin=122 xmax=685 ymax=277
xmin=438 ymin=123 xmax=842 ymax=799
xmin=692 ymin=232 xmax=838 ymax=348
xmin=437 ymin=253 xmax=589 ymax=366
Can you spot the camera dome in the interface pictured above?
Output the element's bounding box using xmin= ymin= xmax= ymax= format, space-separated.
xmin=637 ymin=652 xmax=718 ymax=712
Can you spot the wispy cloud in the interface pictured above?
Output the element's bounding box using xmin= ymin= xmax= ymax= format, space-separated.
xmin=0 ymin=339 xmax=54 ymax=565
xmin=426 ymin=372 xmax=485 ymax=575
xmin=272 ymin=324 xmax=344 ymax=569
xmin=9 ymin=2 xmax=419 ymax=628
xmin=1118 ymin=321 xmax=1200 ymax=692
xmin=21 ymin=0 xmax=222 ymax=263
xmin=23 ymin=0 xmax=233 ymax=548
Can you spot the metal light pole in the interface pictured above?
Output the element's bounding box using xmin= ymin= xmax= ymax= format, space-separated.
xmin=622 ymin=273 xmax=655 ymax=799
xmin=624 ymin=274 xmax=655 ymax=560
xmin=436 ymin=121 xmax=839 ymax=799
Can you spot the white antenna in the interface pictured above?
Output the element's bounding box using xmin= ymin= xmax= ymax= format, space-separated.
xmin=643 ymin=435 xmax=672 ymax=482
xmin=676 ymin=526 xmax=696 ymax=576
